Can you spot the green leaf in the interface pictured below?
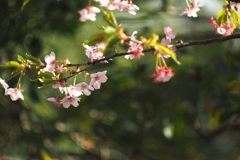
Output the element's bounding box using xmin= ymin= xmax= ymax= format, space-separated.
xmin=145 ymin=34 xmax=180 ymax=64
xmin=101 ymin=26 xmax=117 ymax=34
xmin=230 ymin=9 xmax=240 ymax=29
xmin=102 ymin=10 xmax=118 ymax=28
xmin=38 ymin=71 xmax=55 ymax=78
xmin=84 ymin=33 xmax=105 ymax=45
xmin=17 ymin=55 xmax=25 ymax=63
xmin=21 ymin=0 xmax=29 ymax=10
xmin=156 ymin=44 xmax=181 ymax=65
xmin=216 ymin=9 xmax=224 ymax=21
xmin=5 ymin=61 xmax=22 ymax=68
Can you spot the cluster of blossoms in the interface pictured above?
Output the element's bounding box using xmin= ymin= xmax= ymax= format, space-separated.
xmin=208 ymin=17 xmax=234 ymax=36
xmin=180 ymin=0 xmax=204 ymax=18
xmin=95 ymin=0 xmax=139 ymax=15
xmin=40 ymin=52 xmax=108 ymax=108
xmin=42 ymin=51 xmax=70 ymax=74
xmin=125 ymin=31 xmax=144 ymax=60
xmin=208 ymin=1 xmax=240 ymax=36
xmin=180 ymin=0 xmax=239 ymax=36
xmin=152 ymin=66 xmax=174 ymax=83
xmin=160 ymin=26 xmax=177 ymax=59
xmin=78 ymin=0 xmax=139 ymax=22
xmin=0 ymin=78 xmax=24 ymax=101
xmin=47 ymin=71 xmax=107 ymax=108
xmin=83 ymin=43 xmax=106 ymax=62
xmin=150 ymin=26 xmax=176 ymax=83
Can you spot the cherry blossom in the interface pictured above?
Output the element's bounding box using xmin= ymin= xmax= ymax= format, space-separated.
xmin=163 ymin=26 xmax=176 ymax=42
xmin=52 ymin=80 xmax=62 ymax=89
xmin=61 ymin=95 xmax=80 ymax=108
xmin=0 ymin=78 xmax=9 ymax=92
xmin=125 ymin=42 xmax=144 ymax=59
xmin=56 ymin=64 xmax=65 ymax=73
xmin=209 ymin=17 xmax=217 ymax=26
xmin=224 ymin=26 xmax=234 ymax=36
xmin=5 ymin=87 xmax=24 ymax=101
xmin=95 ymin=0 xmax=110 ymax=8
xmin=152 ymin=66 xmax=174 ymax=83
xmin=119 ymin=0 xmax=139 ymax=15
xmin=78 ymin=6 xmax=100 ymax=22
xmin=75 ymin=82 xmax=94 ymax=96
xmin=83 ymin=44 xmax=105 ymax=62
xmin=44 ymin=51 xmax=56 ymax=73
xmin=180 ymin=0 xmax=204 ymax=18
xmin=160 ymin=26 xmax=176 ymax=58
xmin=61 ymin=85 xmax=82 ymax=97
xmin=89 ymin=71 xmax=108 ymax=89
xmin=216 ymin=26 xmax=226 ymax=35
xmin=47 ymin=97 xmax=62 ymax=106
xmin=94 ymin=0 xmax=139 ymax=15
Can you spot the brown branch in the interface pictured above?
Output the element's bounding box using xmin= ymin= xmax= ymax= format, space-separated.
xmin=175 ymin=33 xmax=240 ymax=49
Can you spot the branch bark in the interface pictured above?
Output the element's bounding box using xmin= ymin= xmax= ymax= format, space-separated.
xmin=175 ymin=33 xmax=240 ymax=49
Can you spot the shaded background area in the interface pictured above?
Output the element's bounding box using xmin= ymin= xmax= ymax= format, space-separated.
xmin=1 ymin=0 xmax=240 ymax=159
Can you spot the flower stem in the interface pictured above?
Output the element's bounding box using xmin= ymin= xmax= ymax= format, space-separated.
xmin=186 ymin=0 xmax=190 ymax=7
xmin=88 ymin=0 xmax=92 ymax=6
xmin=160 ymin=55 xmax=167 ymax=67
xmin=17 ymin=73 xmax=23 ymax=88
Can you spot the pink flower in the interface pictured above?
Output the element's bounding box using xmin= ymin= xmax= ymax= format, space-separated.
xmin=128 ymin=31 xmax=138 ymax=41
xmin=160 ymin=26 xmax=176 ymax=59
xmin=215 ymin=25 xmax=233 ymax=36
xmin=95 ymin=0 xmax=110 ymax=8
xmin=163 ymin=26 xmax=176 ymax=41
xmin=119 ymin=1 xmax=139 ymax=15
xmin=83 ymin=44 xmax=105 ymax=62
xmin=61 ymin=95 xmax=80 ymax=108
xmin=161 ymin=38 xmax=171 ymax=46
xmin=75 ymin=82 xmax=94 ymax=96
xmin=61 ymin=85 xmax=82 ymax=97
xmin=56 ymin=64 xmax=65 ymax=73
xmin=78 ymin=6 xmax=100 ymax=22
xmin=5 ymin=87 xmax=24 ymax=101
xmin=180 ymin=0 xmax=204 ymax=18
xmin=216 ymin=26 xmax=226 ymax=35
xmin=89 ymin=71 xmax=108 ymax=89
xmin=95 ymin=0 xmax=139 ymax=15
xmin=125 ymin=42 xmax=144 ymax=59
xmin=0 ymin=78 xmax=9 ymax=93
xmin=52 ymin=77 xmax=66 ymax=89
xmin=47 ymin=97 xmax=62 ymax=106
xmin=152 ymin=67 xmax=174 ymax=83
xmin=44 ymin=51 xmax=56 ymax=73
xmin=209 ymin=17 xmax=217 ymax=26
xmin=224 ymin=26 xmax=234 ymax=36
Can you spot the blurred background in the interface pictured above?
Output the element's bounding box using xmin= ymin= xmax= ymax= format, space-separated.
xmin=1 ymin=0 xmax=240 ymax=159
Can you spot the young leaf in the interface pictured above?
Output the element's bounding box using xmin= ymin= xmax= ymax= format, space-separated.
xmin=102 ymin=10 xmax=118 ymax=28
xmin=155 ymin=44 xmax=180 ymax=65
xmin=17 ymin=55 xmax=25 ymax=63
xmin=21 ymin=0 xmax=29 ymax=10
xmin=5 ymin=61 xmax=22 ymax=69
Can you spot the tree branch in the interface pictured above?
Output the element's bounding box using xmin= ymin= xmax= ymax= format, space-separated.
xmin=63 ymin=33 xmax=240 ymax=80
xmin=175 ymin=33 xmax=240 ymax=49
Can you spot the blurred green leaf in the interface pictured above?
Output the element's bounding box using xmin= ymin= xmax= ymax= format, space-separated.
xmin=21 ymin=0 xmax=29 ymax=10
xmin=5 ymin=61 xmax=22 ymax=69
